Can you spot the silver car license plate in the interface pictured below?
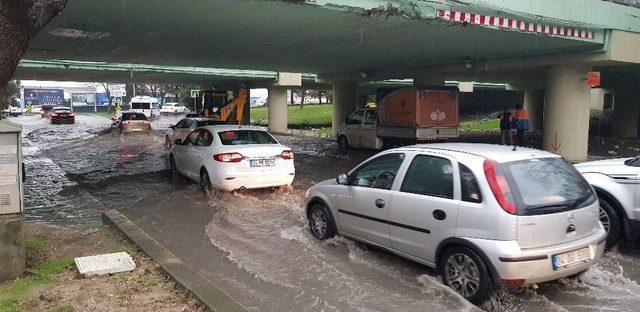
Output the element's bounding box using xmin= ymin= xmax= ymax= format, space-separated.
xmin=552 ymin=247 xmax=590 ymax=270
xmin=250 ymin=158 xmax=275 ymax=167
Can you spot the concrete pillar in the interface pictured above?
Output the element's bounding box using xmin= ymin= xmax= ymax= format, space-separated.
xmin=0 ymin=216 xmax=25 ymax=282
xmin=267 ymin=86 xmax=287 ymax=134
xmin=413 ymin=74 xmax=445 ymax=87
xmin=543 ymin=64 xmax=592 ymax=162
xmin=612 ymin=87 xmax=640 ymax=138
xmin=524 ymin=89 xmax=544 ymax=131
xmin=332 ymin=81 xmax=358 ymax=137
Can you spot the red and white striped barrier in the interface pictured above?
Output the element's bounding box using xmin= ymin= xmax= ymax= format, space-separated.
xmin=437 ymin=10 xmax=595 ymax=40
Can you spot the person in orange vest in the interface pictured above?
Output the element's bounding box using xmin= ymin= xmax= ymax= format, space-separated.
xmin=513 ymin=104 xmax=530 ymax=147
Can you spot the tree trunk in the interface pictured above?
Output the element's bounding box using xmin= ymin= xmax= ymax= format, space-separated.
xmin=289 ymin=90 xmax=294 ymax=105
xmin=300 ymin=90 xmax=306 ymax=109
xmin=0 ymin=0 xmax=68 ymax=92
xmin=319 ymin=91 xmax=323 ymax=104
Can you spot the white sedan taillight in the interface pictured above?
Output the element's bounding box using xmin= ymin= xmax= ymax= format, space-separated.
xmin=214 ymin=152 xmax=244 ymax=162
xmin=281 ymin=150 xmax=294 ymax=160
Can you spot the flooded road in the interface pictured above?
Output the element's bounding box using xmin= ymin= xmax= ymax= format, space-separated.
xmin=15 ymin=113 xmax=640 ymax=311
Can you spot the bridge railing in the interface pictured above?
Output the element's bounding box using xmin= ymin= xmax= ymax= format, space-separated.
xmin=603 ymin=0 xmax=640 ymax=9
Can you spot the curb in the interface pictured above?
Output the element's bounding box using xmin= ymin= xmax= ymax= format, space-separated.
xmin=102 ymin=209 xmax=247 ymax=312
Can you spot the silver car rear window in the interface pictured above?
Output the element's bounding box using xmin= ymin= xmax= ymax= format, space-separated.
xmin=500 ymin=157 xmax=595 ymax=215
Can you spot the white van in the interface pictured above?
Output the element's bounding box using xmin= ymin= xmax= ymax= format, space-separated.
xmin=129 ymin=96 xmax=159 ymax=119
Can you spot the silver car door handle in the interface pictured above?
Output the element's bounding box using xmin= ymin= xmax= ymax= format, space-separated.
xmin=375 ymin=199 xmax=385 ymax=208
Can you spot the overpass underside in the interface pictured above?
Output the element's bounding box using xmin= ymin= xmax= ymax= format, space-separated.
xmin=16 ymin=0 xmax=640 ymax=161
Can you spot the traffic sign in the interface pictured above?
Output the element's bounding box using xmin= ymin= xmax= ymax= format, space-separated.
xmin=587 ymin=72 xmax=601 ymax=88
xmin=190 ymin=90 xmax=200 ymax=98
xmin=108 ymin=84 xmax=126 ymax=97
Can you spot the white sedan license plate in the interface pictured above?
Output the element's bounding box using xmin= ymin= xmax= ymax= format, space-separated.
xmin=250 ymin=158 xmax=275 ymax=167
xmin=552 ymin=247 xmax=591 ymax=270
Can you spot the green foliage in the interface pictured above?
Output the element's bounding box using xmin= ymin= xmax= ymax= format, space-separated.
xmin=33 ymin=259 xmax=74 ymax=276
xmin=47 ymin=305 xmax=74 ymax=312
xmin=144 ymin=278 xmax=159 ymax=288
xmin=0 ymin=299 xmax=20 ymax=312
xmin=117 ymin=245 xmax=139 ymax=255
xmin=0 ymin=80 xmax=20 ymax=112
xmin=0 ymin=258 xmax=73 ymax=303
xmin=25 ymin=237 xmax=47 ymax=254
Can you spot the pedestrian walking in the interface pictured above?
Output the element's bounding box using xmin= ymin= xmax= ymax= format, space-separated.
xmin=497 ymin=110 xmax=514 ymax=145
xmin=513 ymin=104 xmax=530 ymax=147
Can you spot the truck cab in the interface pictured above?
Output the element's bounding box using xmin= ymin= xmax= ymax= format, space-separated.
xmin=337 ymin=108 xmax=383 ymax=149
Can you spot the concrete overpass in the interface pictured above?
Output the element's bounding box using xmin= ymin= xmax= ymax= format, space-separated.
xmin=16 ymin=0 xmax=640 ymax=161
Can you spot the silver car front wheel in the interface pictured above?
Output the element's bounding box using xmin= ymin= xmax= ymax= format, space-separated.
xmin=308 ymin=204 xmax=335 ymax=240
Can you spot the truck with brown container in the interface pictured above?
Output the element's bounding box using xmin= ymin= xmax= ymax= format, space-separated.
xmin=336 ymin=87 xmax=459 ymax=149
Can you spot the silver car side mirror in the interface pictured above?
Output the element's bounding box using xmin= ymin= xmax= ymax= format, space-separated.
xmin=337 ymin=173 xmax=349 ymax=185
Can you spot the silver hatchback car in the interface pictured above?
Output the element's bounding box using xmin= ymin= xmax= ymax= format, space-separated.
xmin=305 ymin=143 xmax=606 ymax=304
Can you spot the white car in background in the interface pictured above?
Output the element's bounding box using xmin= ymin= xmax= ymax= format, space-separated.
xmin=129 ymin=96 xmax=158 ymax=119
xmin=575 ymin=157 xmax=640 ymax=249
xmin=169 ymin=125 xmax=295 ymax=192
xmin=160 ymin=103 xmax=189 ymax=114
xmin=164 ymin=117 xmax=226 ymax=148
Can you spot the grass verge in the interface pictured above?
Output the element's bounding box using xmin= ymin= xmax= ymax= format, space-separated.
xmin=459 ymin=119 xmax=500 ymax=132
xmin=250 ymin=103 xmax=333 ymax=127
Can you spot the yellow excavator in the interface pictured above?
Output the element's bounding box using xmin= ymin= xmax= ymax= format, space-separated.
xmin=195 ymin=87 xmax=249 ymax=124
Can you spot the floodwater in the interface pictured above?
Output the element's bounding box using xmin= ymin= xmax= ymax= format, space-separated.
xmin=15 ymin=113 xmax=640 ymax=311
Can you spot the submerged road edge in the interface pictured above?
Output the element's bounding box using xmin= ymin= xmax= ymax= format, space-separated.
xmin=102 ymin=209 xmax=248 ymax=312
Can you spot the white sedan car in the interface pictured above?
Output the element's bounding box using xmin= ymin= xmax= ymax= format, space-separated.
xmin=169 ymin=125 xmax=295 ymax=192
xmin=160 ymin=103 xmax=189 ymax=114
xmin=165 ymin=117 xmax=225 ymax=148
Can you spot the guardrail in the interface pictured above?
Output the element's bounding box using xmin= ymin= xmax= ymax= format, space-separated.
xmin=603 ymin=0 xmax=640 ymax=9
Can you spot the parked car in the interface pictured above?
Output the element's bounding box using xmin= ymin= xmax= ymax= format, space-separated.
xmin=165 ymin=118 xmax=226 ymax=148
xmin=40 ymin=105 xmax=55 ymax=118
xmin=50 ymin=107 xmax=75 ymax=124
xmin=112 ymin=112 xmax=151 ymax=134
xmin=169 ymin=125 xmax=295 ymax=192
xmin=160 ymin=103 xmax=189 ymax=114
xmin=575 ymin=157 xmax=640 ymax=249
xmin=305 ymin=143 xmax=606 ymax=304
xmin=1 ymin=105 xmax=22 ymax=117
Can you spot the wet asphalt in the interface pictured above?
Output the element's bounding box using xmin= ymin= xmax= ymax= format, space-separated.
xmin=17 ymin=113 xmax=640 ymax=311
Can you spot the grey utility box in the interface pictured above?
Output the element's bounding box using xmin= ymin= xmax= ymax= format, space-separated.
xmin=0 ymin=120 xmax=23 ymax=215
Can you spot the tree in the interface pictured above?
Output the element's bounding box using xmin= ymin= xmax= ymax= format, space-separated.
xmin=0 ymin=0 xmax=68 ymax=91
xmin=0 ymin=80 xmax=20 ymax=113
xmin=100 ymin=83 xmax=113 ymax=113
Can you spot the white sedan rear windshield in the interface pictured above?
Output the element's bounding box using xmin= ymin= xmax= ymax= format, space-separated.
xmin=218 ymin=130 xmax=277 ymax=145
xmin=54 ymin=108 xmax=71 ymax=113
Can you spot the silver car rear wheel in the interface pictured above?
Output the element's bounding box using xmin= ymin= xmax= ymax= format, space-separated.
xmin=445 ymin=253 xmax=480 ymax=299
